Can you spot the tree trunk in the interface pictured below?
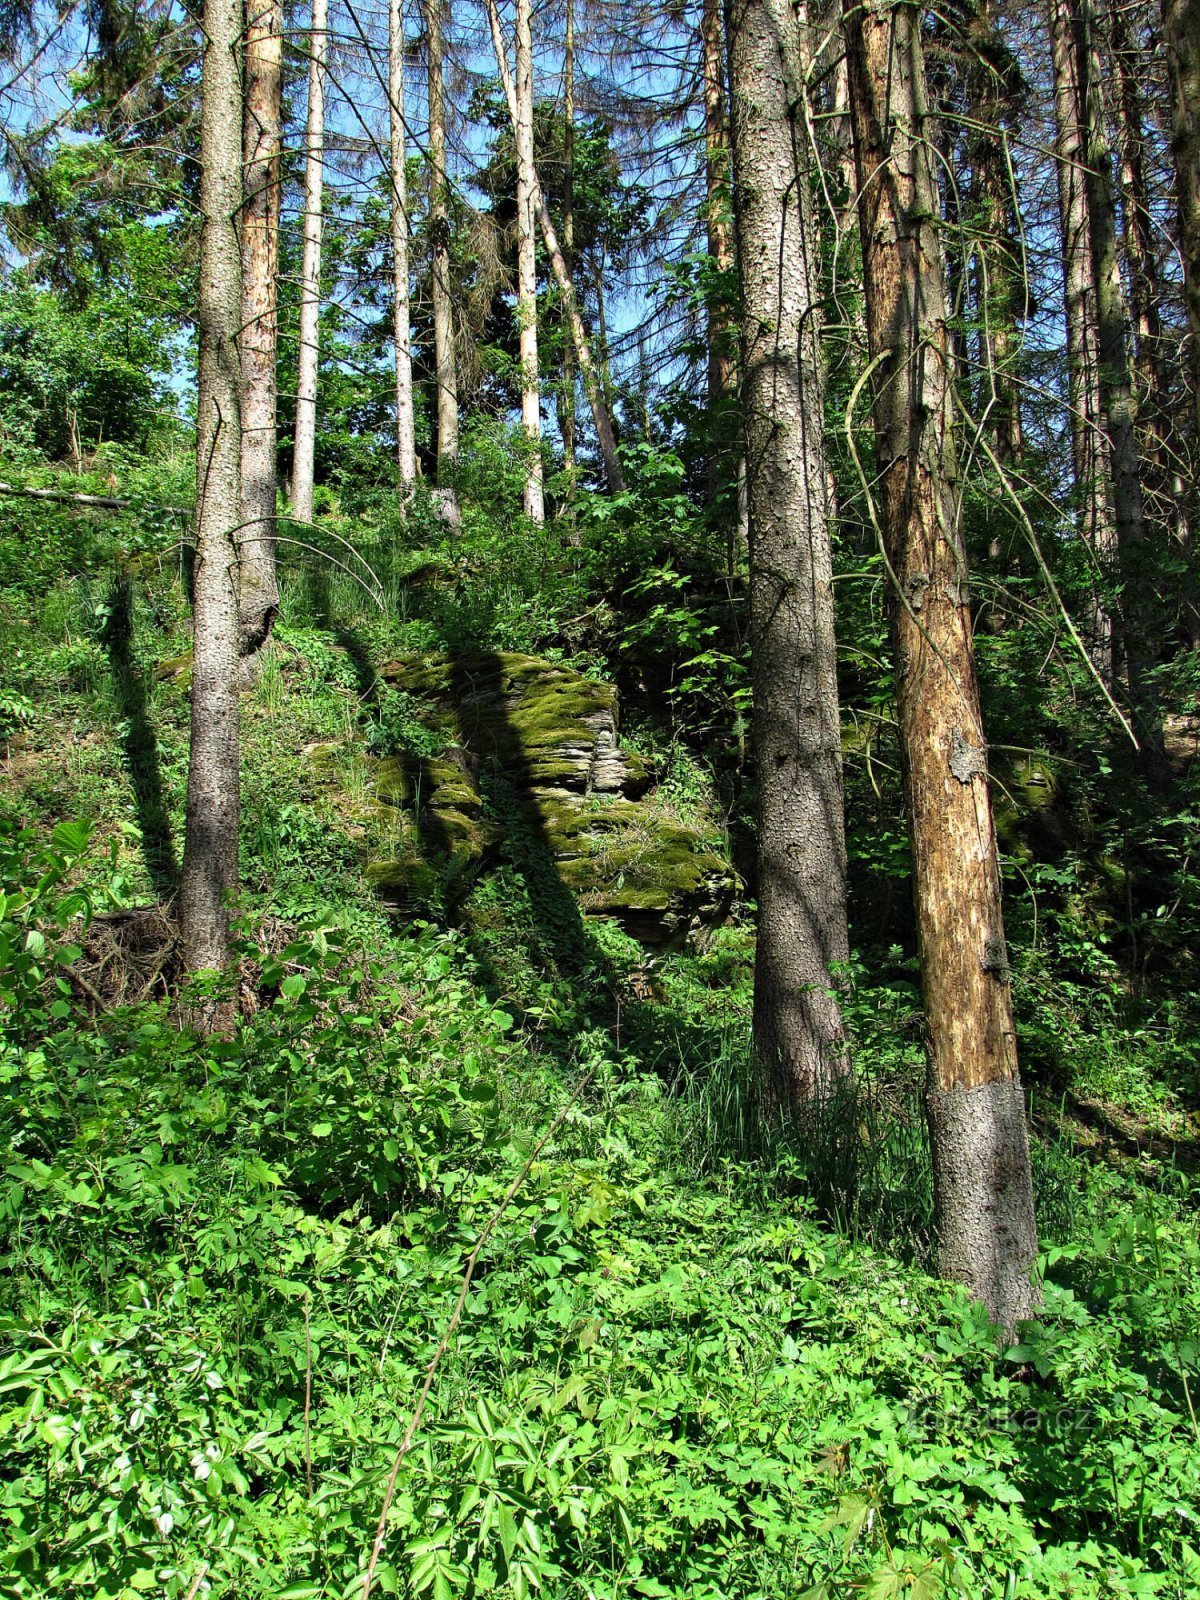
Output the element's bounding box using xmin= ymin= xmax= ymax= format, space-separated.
xmin=515 ymin=0 xmax=544 ymax=522
xmin=1076 ymin=0 xmax=1170 ymax=787
xmin=181 ymin=0 xmax=243 ymax=990
xmin=482 ymin=0 xmax=625 ymax=491
xmin=726 ymin=0 xmax=851 ymax=1108
xmin=239 ymin=0 xmax=282 ymax=662
xmin=427 ymin=0 xmax=460 ymax=511
xmin=1048 ymin=0 xmax=1115 ymax=663
xmin=561 ymin=0 xmax=577 ymax=501
xmin=842 ymin=0 xmax=1039 ymax=1335
xmin=964 ymin=0 xmax=1024 ymax=461
xmin=1161 ymin=0 xmax=1200 ymax=434
xmin=292 ymin=0 xmax=327 ymax=526
xmin=1111 ymin=1 xmax=1200 ymax=649
xmin=390 ymin=0 xmax=418 ymax=489
xmin=702 ymin=0 xmax=733 ymax=409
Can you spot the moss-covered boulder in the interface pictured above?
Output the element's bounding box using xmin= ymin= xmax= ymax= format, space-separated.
xmin=367 ymin=651 xmax=736 ymax=942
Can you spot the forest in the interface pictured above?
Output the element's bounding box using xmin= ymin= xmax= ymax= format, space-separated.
xmin=1 ymin=0 xmax=1199 ymax=1589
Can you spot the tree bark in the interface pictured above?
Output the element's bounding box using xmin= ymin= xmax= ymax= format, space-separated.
xmin=726 ymin=0 xmax=851 ymax=1108
xmin=842 ymin=0 xmax=1039 ymax=1335
xmin=482 ymin=0 xmax=625 ymax=491
xmin=1048 ymin=0 xmax=1115 ymax=662
xmin=427 ymin=0 xmax=460 ymax=510
xmin=514 ymin=0 xmax=544 ymax=522
xmin=181 ymin=0 xmax=243 ymax=990
xmin=1161 ymin=0 xmax=1200 ymax=435
xmin=1076 ymin=0 xmax=1170 ymax=787
xmin=239 ymin=0 xmax=282 ymax=661
xmin=702 ymin=0 xmax=733 ymax=409
xmin=292 ymin=0 xmax=327 ymax=526
xmin=390 ymin=0 xmax=418 ymax=489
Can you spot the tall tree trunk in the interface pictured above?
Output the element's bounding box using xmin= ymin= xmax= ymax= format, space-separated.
xmin=1111 ymin=1 xmax=1200 ymax=648
xmin=427 ymin=0 xmax=460 ymax=510
xmin=292 ymin=0 xmax=327 ymax=526
xmin=1161 ymin=0 xmax=1200 ymax=433
xmin=239 ymin=0 xmax=281 ymax=662
xmin=726 ymin=0 xmax=851 ymax=1107
xmin=842 ymin=0 xmax=1039 ymax=1335
xmin=702 ymin=0 xmax=733 ymax=409
xmin=390 ymin=0 xmax=418 ymax=489
xmin=482 ymin=0 xmax=625 ymax=490
xmin=1076 ymin=0 xmax=1170 ymax=787
xmin=1049 ymin=0 xmax=1115 ymax=662
xmin=515 ymin=0 xmax=544 ymax=522
xmin=181 ymin=0 xmax=243 ymax=988
xmin=964 ymin=0 xmax=1024 ymax=461
xmin=561 ymin=0 xmax=577 ymax=499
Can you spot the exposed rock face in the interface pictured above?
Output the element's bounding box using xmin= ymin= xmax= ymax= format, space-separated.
xmin=363 ymin=652 xmax=736 ymax=943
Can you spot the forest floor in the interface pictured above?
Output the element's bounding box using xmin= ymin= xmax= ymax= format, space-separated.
xmin=2 ymin=489 xmax=1199 ymax=1600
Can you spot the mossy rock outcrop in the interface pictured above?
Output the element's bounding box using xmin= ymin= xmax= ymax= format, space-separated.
xmin=364 ymin=651 xmax=736 ymax=942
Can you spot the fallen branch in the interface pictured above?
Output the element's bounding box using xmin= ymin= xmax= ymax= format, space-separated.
xmin=360 ymin=1068 xmax=596 ymax=1600
xmin=0 ymin=482 xmax=192 ymax=517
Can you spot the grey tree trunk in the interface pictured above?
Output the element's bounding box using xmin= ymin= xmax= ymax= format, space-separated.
xmin=1076 ymin=0 xmax=1170 ymax=788
xmin=515 ymin=0 xmax=544 ymax=523
xmin=292 ymin=0 xmax=327 ymax=527
xmin=726 ymin=0 xmax=851 ymax=1108
xmin=842 ymin=0 xmax=1039 ymax=1336
xmin=390 ymin=0 xmax=418 ymax=489
xmin=561 ymin=0 xmax=577 ymax=503
xmin=427 ymin=0 xmax=460 ymax=514
xmin=181 ymin=0 xmax=243 ymax=992
xmin=239 ymin=0 xmax=282 ymax=662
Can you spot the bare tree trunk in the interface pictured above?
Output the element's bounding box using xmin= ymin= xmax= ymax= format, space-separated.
xmin=1076 ymin=0 xmax=1170 ymax=787
xmin=239 ymin=0 xmax=281 ymax=663
xmin=390 ymin=0 xmax=418 ymax=489
xmin=726 ymin=0 xmax=850 ymax=1108
xmin=292 ymin=0 xmax=327 ymax=526
xmin=1049 ymin=0 xmax=1115 ymax=662
xmin=842 ymin=0 xmax=1039 ymax=1336
xmin=482 ymin=0 xmax=625 ymax=491
xmin=1162 ymin=0 xmax=1200 ymax=434
xmin=181 ymin=0 xmax=243 ymax=992
xmin=515 ymin=0 xmax=544 ymax=522
xmin=427 ymin=0 xmax=460 ymax=513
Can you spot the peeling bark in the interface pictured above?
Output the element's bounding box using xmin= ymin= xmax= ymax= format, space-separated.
xmin=842 ymin=0 xmax=1039 ymax=1334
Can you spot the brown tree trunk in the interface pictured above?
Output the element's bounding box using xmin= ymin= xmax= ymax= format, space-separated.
xmin=1111 ymin=2 xmax=1200 ymax=649
xmin=1162 ymin=0 xmax=1200 ymax=434
xmin=1076 ymin=0 xmax=1170 ymax=787
xmin=964 ymin=0 xmax=1024 ymax=461
xmin=427 ymin=0 xmax=460 ymax=515
xmin=842 ymin=0 xmax=1039 ymax=1335
xmin=515 ymin=0 xmax=545 ymax=523
xmin=239 ymin=0 xmax=282 ymax=662
xmin=181 ymin=0 xmax=243 ymax=991
xmin=702 ymin=0 xmax=733 ymax=409
xmin=727 ymin=0 xmax=851 ymax=1107
xmin=1049 ymin=0 xmax=1115 ymax=663
xmin=291 ymin=0 xmax=327 ymax=526
xmin=390 ymin=0 xmax=418 ymax=489
xmin=482 ymin=0 xmax=625 ymax=491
